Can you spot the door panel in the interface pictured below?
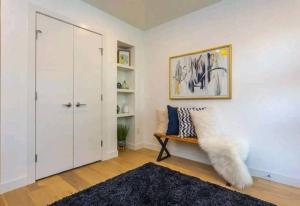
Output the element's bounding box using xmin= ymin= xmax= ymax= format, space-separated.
xmin=74 ymin=27 xmax=102 ymax=167
xmin=36 ymin=14 xmax=74 ymax=179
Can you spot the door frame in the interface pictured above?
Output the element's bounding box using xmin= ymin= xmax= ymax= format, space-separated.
xmin=28 ymin=5 xmax=104 ymax=184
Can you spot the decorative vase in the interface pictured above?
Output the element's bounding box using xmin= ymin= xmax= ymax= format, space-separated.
xmin=117 ymin=124 xmax=129 ymax=150
xmin=118 ymin=140 xmax=126 ymax=149
xmin=117 ymin=82 xmax=122 ymax=89
xmin=123 ymin=105 xmax=129 ymax=113
xmin=122 ymin=80 xmax=129 ymax=89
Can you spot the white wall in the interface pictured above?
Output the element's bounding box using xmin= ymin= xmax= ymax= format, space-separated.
xmin=0 ymin=0 xmax=145 ymax=192
xmin=143 ymin=0 xmax=300 ymax=187
xmin=1 ymin=0 xmax=300 ymax=193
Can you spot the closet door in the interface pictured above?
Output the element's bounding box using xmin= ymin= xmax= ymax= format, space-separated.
xmin=36 ymin=14 xmax=74 ymax=179
xmin=74 ymin=27 xmax=102 ymax=167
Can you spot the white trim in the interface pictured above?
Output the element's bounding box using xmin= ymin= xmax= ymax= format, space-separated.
xmin=126 ymin=142 xmax=144 ymax=150
xmin=117 ymin=89 xmax=135 ymax=93
xmin=249 ymin=168 xmax=300 ymax=188
xmin=103 ymin=150 xmax=118 ymax=161
xmin=117 ymin=63 xmax=134 ymax=71
xmin=117 ymin=113 xmax=135 ymax=118
xmin=27 ymin=3 xmax=37 ymax=186
xmin=0 ymin=176 xmax=29 ymax=194
xmin=143 ymin=142 xmax=160 ymax=151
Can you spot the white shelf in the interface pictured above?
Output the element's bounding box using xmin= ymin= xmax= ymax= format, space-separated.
xmin=117 ymin=40 xmax=135 ymax=150
xmin=117 ymin=89 xmax=135 ymax=93
xmin=117 ymin=113 xmax=135 ymax=118
xmin=117 ymin=63 xmax=134 ymax=71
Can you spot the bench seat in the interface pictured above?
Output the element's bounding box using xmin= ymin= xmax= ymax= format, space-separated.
xmin=154 ymin=133 xmax=198 ymax=144
xmin=154 ymin=133 xmax=199 ymax=161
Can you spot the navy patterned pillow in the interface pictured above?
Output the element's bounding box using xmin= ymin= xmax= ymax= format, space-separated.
xmin=178 ymin=107 xmax=206 ymax=137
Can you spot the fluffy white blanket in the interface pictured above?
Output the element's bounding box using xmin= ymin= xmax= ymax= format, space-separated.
xmin=190 ymin=110 xmax=253 ymax=189
xmin=200 ymin=137 xmax=253 ymax=189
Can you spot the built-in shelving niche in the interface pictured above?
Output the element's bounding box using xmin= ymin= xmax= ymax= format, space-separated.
xmin=117 ymin=41 xmax=135 ymax=150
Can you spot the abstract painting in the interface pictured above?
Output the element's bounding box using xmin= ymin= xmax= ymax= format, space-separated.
xmin=118 ymin=50 xmax=130 ymax=66
xmin=169 ymin=45 xmax=232 ymax=99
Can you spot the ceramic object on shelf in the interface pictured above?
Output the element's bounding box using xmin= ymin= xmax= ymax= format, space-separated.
xmin=123 ymin=105 xmax=129 ymax=113
xmin=117 ymin=82 xmax=122 ymax=89
xmin=122 ymin=80 xmax=129 ymax=89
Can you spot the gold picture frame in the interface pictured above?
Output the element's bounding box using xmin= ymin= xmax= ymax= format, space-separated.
xmin=169 ymin=44 xmax=232 ymax=100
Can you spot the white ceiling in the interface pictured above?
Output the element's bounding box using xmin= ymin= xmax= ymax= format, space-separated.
xmin=83 ymin=0 xmax=221 ymax=30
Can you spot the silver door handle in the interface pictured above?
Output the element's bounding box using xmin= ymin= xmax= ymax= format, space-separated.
xmin=76 ymin=102 xmax=87 ymax=107
xmin=63 ymin=102 xmax=72 ymax=107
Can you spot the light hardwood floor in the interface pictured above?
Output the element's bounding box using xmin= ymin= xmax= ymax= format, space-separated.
xmin=0 ymin=149 xmax=299 ymax=206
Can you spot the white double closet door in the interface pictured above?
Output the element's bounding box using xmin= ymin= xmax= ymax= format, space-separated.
xmin=36 ymin=13 xmax=102 ymax=179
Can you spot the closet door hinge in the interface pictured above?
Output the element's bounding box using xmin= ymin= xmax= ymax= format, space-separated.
xmin=101 ymin=140 xmax=103 ymax=147
xmin=35 ymin=154 xmax=38 ymax=163
xmin=101 ymin=94 xmax=103 ymax=101
xmin=99 ymin=48 xmax=103 ymax=56
xmin=35 ymin=91 xmax=38 ymax=101
xmin=36 ymin=29 xmax=42 ymax=40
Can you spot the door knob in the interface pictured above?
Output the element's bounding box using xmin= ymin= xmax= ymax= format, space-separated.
xmin=63 ymin=102 xmax=72 ymax=107
xmin=76 ymin=102 xmax=87 ymax=107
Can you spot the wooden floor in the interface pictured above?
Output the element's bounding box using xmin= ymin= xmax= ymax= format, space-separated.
xmin=0 ymin=149 xmax=299 ymax=206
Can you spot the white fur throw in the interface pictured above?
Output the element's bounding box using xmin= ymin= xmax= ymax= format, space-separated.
xmin=190 ymin=110 xmax=253 ymax=189
xmin=155 ymin=109 xmax=168 ymax=134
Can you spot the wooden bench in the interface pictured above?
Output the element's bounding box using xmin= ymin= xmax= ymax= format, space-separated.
xmin=154 ymin=133 xmax=232 ymax=187
xmin=154 ymin=133 xmax=198 ymax=161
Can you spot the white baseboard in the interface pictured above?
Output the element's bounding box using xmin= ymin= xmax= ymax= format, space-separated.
xmin=144 ymin=142 xmax=160 ymax=151
xmin=144 ymin=142 xmax=300 ymax=188
xmin=249 ymin=168 xmax=300 ymax=188
xmin=103 ymin=150 xmax=118 ymax=161
xmin=0 ymin=176 xmax=29 ymax=194
xmin=126 ymin=142 xmax=144 ymax=150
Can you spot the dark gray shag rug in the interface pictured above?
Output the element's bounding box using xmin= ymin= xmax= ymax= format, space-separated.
xmin=50 ymin=162 xmax=275 ymax=206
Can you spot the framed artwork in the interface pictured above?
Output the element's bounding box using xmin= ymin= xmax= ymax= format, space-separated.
xmin=169 ymin=45 xmax=232 ymax=100
xmin=118 ymin=50 xmax=130 ymax=66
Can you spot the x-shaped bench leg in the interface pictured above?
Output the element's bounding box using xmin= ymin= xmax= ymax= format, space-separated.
xmin=155 ymin=137 xmax=171 ymax=161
